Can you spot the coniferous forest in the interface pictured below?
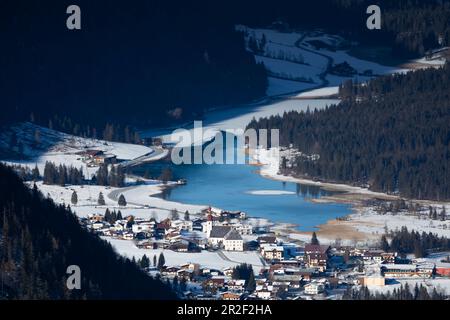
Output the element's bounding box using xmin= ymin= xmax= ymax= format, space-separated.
xmin=248 ymin=64 xmax=450 ymax=200
xmin=0 ymin=163 xmax=175 ymax=299
xmin=2 ymin=1 xmax=450 ymax=142
xmin=0 ymin=0 xmax=268 ymax=140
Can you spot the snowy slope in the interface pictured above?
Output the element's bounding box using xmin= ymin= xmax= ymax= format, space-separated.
xmin=0 ymin=122 xmax=154 ymax=178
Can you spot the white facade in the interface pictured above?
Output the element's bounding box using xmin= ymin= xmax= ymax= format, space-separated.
xmin=171 ymin=219 xmax=193 ymax=232
xmin=304 ymin=282 xmax=324 ymax=295
xmin=233 ymin=223 xmax=253 ymax=235
xmin=203 ymin=220 xmax=213 ymax=235
xmin=224 ymin=238 xmax=244 ymax=251
xmin=132 ymin=223 xmax=152 ymax=234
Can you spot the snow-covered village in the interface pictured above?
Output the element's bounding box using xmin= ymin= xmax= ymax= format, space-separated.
xmin=2 ymin=118 xmax=450 ymax=301
xmin=1 ymin=1 xmax=450 ymax=307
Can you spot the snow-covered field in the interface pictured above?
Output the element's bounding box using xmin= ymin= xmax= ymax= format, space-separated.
xmin=0 ymin=122 xmax=155 ymax=178
xmin=142 ymin=98 xmax=339 ymax=146
xmin=33 ymin=180 xmax=206 ymax=219
xmin=106 ymin=238 xmax=265 ymax=272
xmin=368 ymin=278 xmax=450 ymax=295
xmin=144 ymin=26 xmax=413 ymax=147
xmin=350 ymin=207 xmax=450 ymax=239
xmin=236 ymin=25 xmax=408 ymax=97
xmin=295 ymin=86 xmax=339 ymax=98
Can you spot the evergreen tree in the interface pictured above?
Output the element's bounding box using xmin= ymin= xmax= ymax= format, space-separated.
xmin=246 ymin=270 xmax=256 ymax=292
xmin=110 ymin=210 xmax=117 ymax=224
xmin=104 ymin=208 xmax=111 ymax=223
xmin=157 ymin=252 xmax=166 ymax=269
xmin=311 ymin=232 xmax=319 ymax=245
xmin=126 ymin=216 xmax=135 ymax=229
xmin=139 ymin=254 xmax=150 ymax=269
xmin=32 ymin=165 xmax=40 ymax=181
xmin=180 ymin=277 xmax=187 ymax=292
xmin=118 ymin=194 xmax=127 ymax=206
xmin=170 ymin=209 xmax=179 ymax=220
xmin=97 ymin=192 xmax=106 ymax=206
xmin=96 ymin=164 xmax=109 ymax=186
xmin=71 ymin=190 xmax=78 ymax=205
xmin=380 ymin=235 xmax=390 ymax=252
xmin=172 ymin=276 xmax=179 ymax=291
xmin=440 ymin=206 xmax=447 ymax=221
xmin=184 ymin=210 xmax=190 ymax=221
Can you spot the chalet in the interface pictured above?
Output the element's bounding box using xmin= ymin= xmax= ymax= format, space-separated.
xmin=121 ymin=232 xmax=134 ymax=240
xmin=233 ymin=223 xmax=253 ymax=235
xmin=304 ymin=282 xmax=325 ymax=295
xmin=381 ymin=264 xmax=433 ymax=279
xmin=362 ymin=250 xmax=396 ymax=264
xmin=225 ymin=279 xmax=246 ymax=292
xmin=257 ymin=235 xmax=277 ymax=245
xmin=192 ymin=218 xmax=205 ymax=231
xmin=204 ymin=276 xmax=226 ymax=288
xmin=88 ymin=213 xmax=104 ymax=222
xmin=81 ymin=149 xmax=103 ymax=161
xmin=220 ymin=210 xmax=243 ymax=220
xmin=155 ymin=219 xmax=171 ymax=238
xmin=91 ymin=222 xmax=105 ymax=230
xmin=271 ymin=273 xmax=302 ymax=286
xmin=260 ymin=244 xmax=284 ymax=261
xmin=305 ymin=253 xmax=328 ymax=272
xmin=171 ymin=219 xmax=193 ymax=232
xmin=221 ymin=292 xmax=242 ymax=300
xmin=168 ymin=240 xmax=189 ymax=252
xmin=254 ymin=287 xmax=273 ymax=300
xmin=177 ymin=269 xmax=194 ymax=280
xmin=161 ymin=266 xmax=180 ymax=278
xmin=94 ymin=153 xmax=117 ymax=165
xmin=223 ymin=268 xmax=234 ymax=277
xmin=304 ymin=244 xmax=330 ymax=272
xmin=298 ymin=268 xmax=317 ymax=282
xmin=278 ymin=260 xmax=302 ymax=268
xmin=305 ymin=244 xmax=331 ymax=256
xmin=435 ymin=261 xmax=450 ymax=276
xmin=132 ymin=223 xmax=153 ymax=234
xmin=179 ymin=263 xmax=200 ymax=274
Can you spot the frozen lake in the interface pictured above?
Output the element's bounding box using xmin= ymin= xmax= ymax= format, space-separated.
xmin=132 ymin=146 xmax=351 ymax=231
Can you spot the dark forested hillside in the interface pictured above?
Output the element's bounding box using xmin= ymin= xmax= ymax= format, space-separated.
xmin=0 ymin=0 xmax=267 ymax=138
xmin=2 ymin=1 xmax=449 ymax=142
xmin=247 ymin=64 xmax=450 ymax=200
xmin=239 ymin=0 xmax=450 ymax=58
xmin=0 ymin=163 xmax=175 ymax=299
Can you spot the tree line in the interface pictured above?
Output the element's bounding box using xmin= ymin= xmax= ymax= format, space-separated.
xmin=380 ymin=227 xmax=450 ymax=258
xmin=93 ymin=164 xmax=125 ymax=188
xmin=39 ymin=161 xmax=125 ymax=188
xmin=247 ymin=64 xmax=450 ymax=200
xmin=343 ymin=283 xmax=447 ymax=300
xmin=43 ymin=162 xmax=85 ymax=186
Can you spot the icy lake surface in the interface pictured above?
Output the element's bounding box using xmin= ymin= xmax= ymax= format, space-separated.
xmin=133 ymin=155 xmax=351 ymax=231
